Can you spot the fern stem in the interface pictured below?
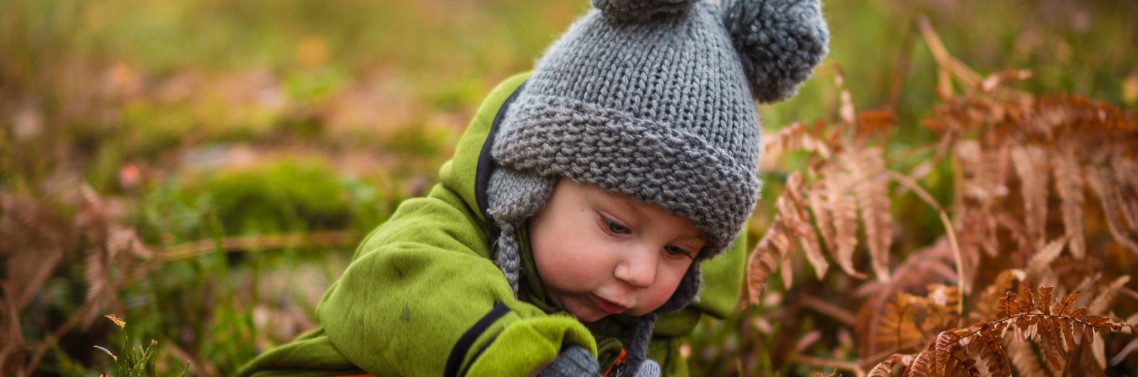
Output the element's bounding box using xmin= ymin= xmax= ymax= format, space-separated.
xmin=788 ymin=354 xmax=862 ymax=376
xmin=885 ymin=170 xmax=966 ymax=313
xmin=957 ymin=312 xmax=1111 ymax=342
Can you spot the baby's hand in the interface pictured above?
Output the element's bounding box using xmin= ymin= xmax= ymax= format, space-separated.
xmin=532 ymin=346 xmax=660 ymax=377
xmin=534 ymin=346 xmax=600 ymax=377
xmin=630 ymin=359 xmax=660 ymax=377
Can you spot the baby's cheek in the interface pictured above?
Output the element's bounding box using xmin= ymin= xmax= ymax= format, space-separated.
xmin=646 ymin=267 xmax=689 ymax=310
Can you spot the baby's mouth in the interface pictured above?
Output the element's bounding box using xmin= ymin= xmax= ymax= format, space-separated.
xmin=588 ymin=294 xmax=628 ymax=314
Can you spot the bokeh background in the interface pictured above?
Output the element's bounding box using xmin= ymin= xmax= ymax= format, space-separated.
xmin=2 ymin=0 xmax=1137 ymax=375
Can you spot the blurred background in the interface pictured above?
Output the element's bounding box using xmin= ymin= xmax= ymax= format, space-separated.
xmin=2 ymin=0 xmax=1137 ymax=375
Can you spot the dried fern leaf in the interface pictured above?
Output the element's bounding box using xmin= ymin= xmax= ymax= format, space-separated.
xmin=1053 ymin=291 xmax=1079 ymax=316
xmin=852 ymin=148 xmax=894 ymax=281
xmin=996 ymin=291 xmax=1020 ymax=320
xmin=945 ymin=343 xmax=980 ymax=377
xmin=975 ymin=269 xmax=1024 ymax=321
xmin=857 ymin=242 xmax=957 ymax=357
xmin=1052 ymin=147 xmax=1087 ymax=259
xmin=1086 ymin=165 xmax=1138 ymax=255
xmin=956 ymin=141 xmax=1008 ymax=205
xmin=784 ymin=172 xmax=829 ymax=280
xmin=877 ymin=293 xmax=924 ymax=354
xmin=1026 ymin=237 xmax=1068 ymax=287
xmin=975 ymin=324 xmax=1013 ymax=377
xmin=763 ymin=122 xmax=833 ymax=161
xmin=905 ymin=345 xmax=936 ymax=377
xmin=1037 ymin=316 xmax=1065 ymax=369
xmin=932 ymin=330 xmax=961 ymax=376
xmin=1011 ymin=145 xmax=1050 ymax=248
xmin=746 ymin=219 xmax=788 ymax=305
xmin=1111 ymin=156 xmax=1138 ymax=232
xmin=1088 ymin=275 xmax=1130 ymax=316
xmin=857 ymin=110 xmax=898 ymax=138
xmin=1017 ymin=285 xmax=1037 ymax=328
xmin=825 ymin=161 xmax=864 ymax=278
xmin=869 ymin=354 xmax=910 ymax=377
xmin=1007 ymin=337 xmax=1053 ymax=377
xmin=1038 ymin=287 xmax=1055 ymax=316
xmin=922 ymin=285 xmax=962 ymax=336
xmin=808 ymin=185 xmax=838 ymax=256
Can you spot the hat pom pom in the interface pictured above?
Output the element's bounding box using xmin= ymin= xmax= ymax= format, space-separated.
xmin=722 ymin=0 xmax=829 ymax=103
xmin=591 ymin=0 xmax=700 ymax=24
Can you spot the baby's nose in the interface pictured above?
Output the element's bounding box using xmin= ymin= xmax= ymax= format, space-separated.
xmin=614 ymin=246 xmax=657 ymax=288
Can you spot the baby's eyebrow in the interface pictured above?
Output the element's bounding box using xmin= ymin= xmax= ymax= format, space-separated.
xmin=597 ymin=190 xmax=643 ymax=218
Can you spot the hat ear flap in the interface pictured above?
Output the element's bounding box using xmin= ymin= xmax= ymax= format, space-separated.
xmin=591 ymin=0 xmax=700 ymax=23
xmin=722 ymin=0 xmax=830 ymax=103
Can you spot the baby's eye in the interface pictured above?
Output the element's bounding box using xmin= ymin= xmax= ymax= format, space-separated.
xmin=664 ymin=246 xmax=693 ymax=259
xmin=604 ymin=218 xmax=630 ymax=234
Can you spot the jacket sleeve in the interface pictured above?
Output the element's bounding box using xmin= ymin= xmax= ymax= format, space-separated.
xmin=316 ymin=185 xmax=595 ymax=377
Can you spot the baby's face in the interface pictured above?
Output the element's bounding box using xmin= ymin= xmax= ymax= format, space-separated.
xmin=528 ymin=178 xmax=705 ymax=323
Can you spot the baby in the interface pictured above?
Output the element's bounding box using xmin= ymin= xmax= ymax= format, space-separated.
xmin=237 ymin=0 xmax=827 ymax=376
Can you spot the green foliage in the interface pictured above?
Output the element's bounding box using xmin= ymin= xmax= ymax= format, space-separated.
xmin=95 ymin=315 xmax=189 ymax=377
xmin=3 ymin=0 xmax=1137 ymax=376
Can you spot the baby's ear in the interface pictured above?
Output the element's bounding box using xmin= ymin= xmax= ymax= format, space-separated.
xmin=721 ymin=0 xmax=830 ymax=103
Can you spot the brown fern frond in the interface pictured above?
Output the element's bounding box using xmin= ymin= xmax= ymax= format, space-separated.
xmin=905 ymin=344 xmax=936 ymax=377
xmin=857 ymin=241 xmax=958 ymax=357
xmin=877 ymin=293 xmax=924 ymax=354
xmin=823 ymin=161 xmax=864 ymax=279
xmin=808 ymin=185 xmax=838 ymax=257
xmin=922 ymin=285 xmax=962 ymax=336
xmin=1038 ymin=316 xmax=1067 ymax=369
xmin=763 ymin=122 xmax=833 ymax=161
xmin=1038 ymin=287 xmax=1055 ymax=315
xmin=944 ymin=342 xmax=980 ymax=377
xmin=956 ymin=141 xmax=1009 ymax=205
xmin=972 ymin=323 xmax=1012 ymax=377
xmin=979 ymin=69 xmax=1032 ymax=92
xmin=810 ymin=370 xmax=839 ymax=377
xmin=857 ymin=110 xmax=898 ymax=138
xmin=1088 ymin=275 xmax=1130 ymax=316
xmin=1026 ymin=237 xmax=1068 ymax=289
xmin=1111 ymin=156 xmax=1138 ymax=233
xmin=1007 ymin=338 xmax=1053 ymax=377
xmin=1053 ymin=146 xmax=1087 ymax=259
xmin=869 ymin=354 xmax=910 ymax=377
xmin=1086 ymin=164 xmax=1138 ymax=255
xmin=746 ymin=219 xmax=790 ymax=305
xmin=852 ymin=148 xmax=894 ymax=281
xmin=1034 ymin=93 xmax=1138 ymax=134
xmin=975 ymin=269 xmax=1024 ymax=321
xmin=997 ymin=291 xmax=1020 ymax=320
xmin=1011 ymin=145 xmax=1050 ymax=248
xmin=932 ymin=330 xmax=962 ymax=376
xmin=1017 ymin=285 xmax=1037 ymax=328
xmin=783 ymin=172 xmax=829 ymax=280
xmin=1053 ymin=291 xmax=1079 ymax=316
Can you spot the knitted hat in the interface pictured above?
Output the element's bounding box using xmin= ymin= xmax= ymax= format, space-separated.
xmin=487 ymin=0 xmax=828 ymax=373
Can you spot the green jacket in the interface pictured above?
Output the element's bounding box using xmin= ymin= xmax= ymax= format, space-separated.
xmin=235 ymin=73 xmax=746 ymax=377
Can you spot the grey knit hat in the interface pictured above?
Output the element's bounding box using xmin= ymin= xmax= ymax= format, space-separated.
xmin=487 ymin=0 xmax=827 ymax=373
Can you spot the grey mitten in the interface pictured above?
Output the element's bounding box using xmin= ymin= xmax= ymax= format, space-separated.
xmin=538 ymin=346 xmax=601 ymax=377
xmin=536 ymin=346 xmax=662 ymax=377
xmin=632 ymin=359 xmax=660 ymax=377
